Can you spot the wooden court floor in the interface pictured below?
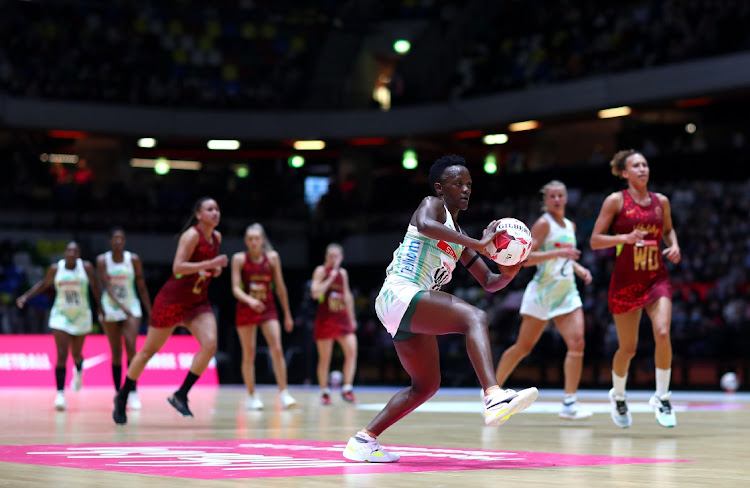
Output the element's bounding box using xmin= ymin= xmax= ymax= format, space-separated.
xmin=1 ymin=385 xmax=749 ymax=487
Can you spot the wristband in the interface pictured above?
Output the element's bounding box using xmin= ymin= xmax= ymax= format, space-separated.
xmin=465 ymin=253 xmax=481 ymax=269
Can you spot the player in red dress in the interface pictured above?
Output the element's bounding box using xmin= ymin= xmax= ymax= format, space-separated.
xmin=112 ymin=197 xmax=228 ymax=425
xmin=591 ymin=150 xmax=681 ymax=429
xmin=310 ymin=243 xmax=358 ymax=404
xmin=231 ymin=223 xmax=296 ymax=410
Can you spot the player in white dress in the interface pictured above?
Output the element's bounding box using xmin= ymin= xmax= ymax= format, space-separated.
xmin=97 ymin=228 xmax=152 ymax=410
xmin=495 ymin=181 xmax=594 ymax=419
xmin=342 ymin=154 xmax=538 ymax=463
xmin=16 ymin=241 xmax=100 ymax=411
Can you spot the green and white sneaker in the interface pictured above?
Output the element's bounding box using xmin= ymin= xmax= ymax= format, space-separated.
xmin=608 ymin=388 xmax=632 ymax=429
xmin=343 ymin=435 xmax=400 ymax=463
xmin=559 ymin=400 xmax=593 ymax=420
xmin=649 ymin=392 xmax=676 ymax=428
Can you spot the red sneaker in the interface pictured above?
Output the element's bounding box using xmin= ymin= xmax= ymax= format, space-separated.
xmin=342 ymin=390 xmax=357 ymax=403
xmin=321 ymin=393 xmax=331 ymax=405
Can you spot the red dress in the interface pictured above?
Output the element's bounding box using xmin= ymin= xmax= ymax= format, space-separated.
xmin=236 ymin=252 xmax=278 ymax=326
xmin=608 ymin=190 xmax=672 ymax=314
xmin=313 ymin=267 xmax=354 ymax=340
xmin=150 ymin=226 xmax=219 ymax=328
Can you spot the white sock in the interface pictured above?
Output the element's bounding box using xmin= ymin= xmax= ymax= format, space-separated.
xmin=342 ymin=384 xmax=353 ymax=393
xmin=279 ymin=389 xmax=288 ymax=396
xmin=563 ymin=394 xmax=577 ymax=405
xmin=356 ymin=431 xmax=375 ymax=441
xmin=655 ymin=368 xmax=671 ymax=397
xmin=322 ymin=388 xmax=330 ymax=395
xmin=612 ymin=371 xmax=628 ymax=397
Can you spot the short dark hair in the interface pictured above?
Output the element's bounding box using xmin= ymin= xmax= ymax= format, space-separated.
xmin=428 ymin=154 xmax=466 ymax=194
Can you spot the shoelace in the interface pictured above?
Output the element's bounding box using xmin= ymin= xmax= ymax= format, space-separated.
xmin=616 ymin=400 xmax=628 ymax=415
xmin=658 ymin=399 xmax=672 ymax=414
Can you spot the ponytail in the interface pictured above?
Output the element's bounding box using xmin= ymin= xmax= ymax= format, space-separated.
xmin=176 ymin=196 xmax=214 ymax=238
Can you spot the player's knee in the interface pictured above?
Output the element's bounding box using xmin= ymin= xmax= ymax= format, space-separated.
xmin=268 ymin=344 xmax=284 ymax=360
xmin=138 ymin=348 xmax=158 ymax=361
xmin=516 ymin=342 xmax=535 ymax=356
xmin=242 ymin=351 xmax=256 ymax=363
xmin=201 ymin=340 xmax=218 ymax=356
xmin=465 ymin=308 xmax=489 ymax=333
xmin=413 ymin=375 xmax=441 ymax=399
xmin=618 ymin=346 xmax=637 ymax=360
xmin=474 ymin=308 xmax=489 ymax=326
xmin=653 ymin=328 xmax=670 ymax=344
xmin=567 ymin=336 xmax=585 ymax=353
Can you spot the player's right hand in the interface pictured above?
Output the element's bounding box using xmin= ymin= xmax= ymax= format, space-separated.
xmin=624 ymin=229 xmax=647 ymax=244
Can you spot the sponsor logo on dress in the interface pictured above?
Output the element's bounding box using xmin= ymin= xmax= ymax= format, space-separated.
xmin=397 ymin=239 xmax=423 ymax=279
xmin=436 ymin=240 xmax=457 ymax=261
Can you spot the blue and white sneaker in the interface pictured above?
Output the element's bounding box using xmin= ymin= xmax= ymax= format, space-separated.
xmin=483 ymin=387 xmax=538 ymax=427
xmin=608 ymin=388 xmax=632 ymax=429
xmin=649 ymin=392 xmax=676 ymax=428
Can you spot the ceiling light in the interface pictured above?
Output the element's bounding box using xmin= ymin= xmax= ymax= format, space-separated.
xmin=508 ymin=120 xmax=540 ymax=132
xmin=293 ymin=140 xmax=326 ymax=150
xmin=598 ymin=106 xmax=632 ymax=118
xmin=207 ymin=140 xmax=240 ymax=150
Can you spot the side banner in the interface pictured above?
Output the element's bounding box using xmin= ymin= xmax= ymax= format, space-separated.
xmin=0 ymin=335 xmax=218 ymax=387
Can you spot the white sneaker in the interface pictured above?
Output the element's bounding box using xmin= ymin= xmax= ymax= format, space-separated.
xmin=71 ymin=370 xmax=83 ymax=391
xmin=246 ymin=394 xmax=264 ymax=410
xmin=608 ymin=388 xmax=632 ymax=429
xmin=54 ymin=392 xmax=67 ymax=411
xmin=483 ymin=387 xmax=538 ymax=427
xmin=128 ymin=391 xmax=142 ymax=410
xmin=559 ymin=400 xmax=593 ymax=420
xmin=343 ymin=435 xmax=400 ymax=463
xmin=280 ymin=390 xmax=297 ymax=409
xmin=649 ymin=392 xmax=676 ymax=428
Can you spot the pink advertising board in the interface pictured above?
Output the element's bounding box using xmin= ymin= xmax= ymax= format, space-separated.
xmin=0 ymin=335 xmax=217 ymax=387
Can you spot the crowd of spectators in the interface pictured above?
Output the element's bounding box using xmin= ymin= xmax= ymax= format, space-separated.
xmin=0 ymin=0 xmax=462 ymax=110
xmin=439 ymin=0 xmax=750 ymax=101
xmin=3 ymin=1 xmax=750 ymax=110
xmin=0 ymin=0 xmax=343 ymax=109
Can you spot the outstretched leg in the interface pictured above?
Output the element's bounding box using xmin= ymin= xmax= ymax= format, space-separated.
xmin=113 ymin=324 xmax=174 ymax=424
xmin=364 ymin=333 xmax=441 ymax=436
xmin=495 ymin=315 xmax=547 ymax=387
xmin=364 ymin=290 xmax=537 ymax=435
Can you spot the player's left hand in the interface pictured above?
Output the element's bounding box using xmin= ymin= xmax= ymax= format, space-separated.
xmin=662 ymin=246 xmax=681 ymax=264
xmin=577 ymin=266 xmax=593 ymax=285
xmin=498 ymin=260 xmax=523 ymax=279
